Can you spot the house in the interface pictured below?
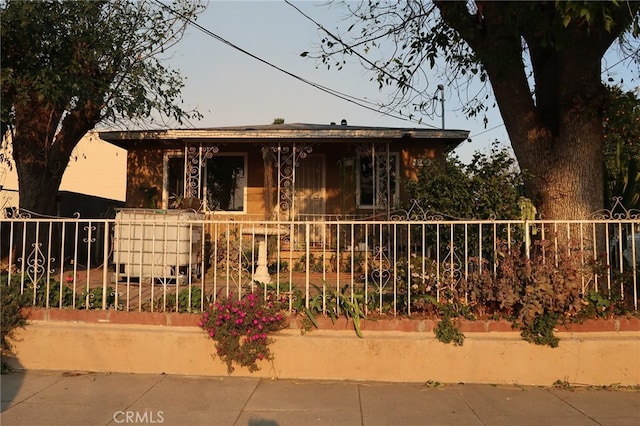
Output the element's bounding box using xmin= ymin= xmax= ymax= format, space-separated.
xmin=0 ymin=131 xmax=126 ymax=219
xmin=97 ymin=122 xmax=469 ymax=285
xmin=99 ymin=122 xmax=469 ymax=221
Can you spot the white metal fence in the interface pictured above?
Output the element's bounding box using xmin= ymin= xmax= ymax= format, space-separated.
xmin=1 ymin=206 xmax=638 ymax=316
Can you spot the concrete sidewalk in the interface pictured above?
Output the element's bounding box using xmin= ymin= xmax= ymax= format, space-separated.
xmin=1 ymin=370 xmax=638 ymax=426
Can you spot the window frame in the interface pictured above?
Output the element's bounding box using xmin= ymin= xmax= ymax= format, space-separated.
xmin=356 ymin=151 xmax=400 ymax=210
xmin=202 ymin=152 xmax=248 ymax=214
xmin=162 ymin=150 xmax=248 ymax=214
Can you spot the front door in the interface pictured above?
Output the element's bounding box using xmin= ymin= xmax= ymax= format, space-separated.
xmin=293 ymin=154 xmax=325 ymax=248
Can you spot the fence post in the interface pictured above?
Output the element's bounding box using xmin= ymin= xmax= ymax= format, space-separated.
xmin=102 ymin=220 xmax=110 ymax=310
xmin=305 ymin=222 xmax=310 ymax=310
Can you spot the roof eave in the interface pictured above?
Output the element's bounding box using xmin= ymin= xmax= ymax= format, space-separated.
xmin=98 ymin=126 xmax=470 ymax=149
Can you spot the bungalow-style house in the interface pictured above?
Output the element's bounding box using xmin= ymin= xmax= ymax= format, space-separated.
xmin=99 ymin=122 xmax=469 ymax=285
xmin=99 ymin=122 xmax=469 ymax=221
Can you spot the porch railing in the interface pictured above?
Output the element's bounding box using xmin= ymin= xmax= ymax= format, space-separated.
xmin=1 ymin=205 xmax=638 ymax=316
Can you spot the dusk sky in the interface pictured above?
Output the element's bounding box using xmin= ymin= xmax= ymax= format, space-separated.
xmin=156 ymin=0 xmax=637 ymax=162
xmin=3 ymin=0 xmax=637 ymax=202
xmin=157 ymin=0 xmax=511 ymax=162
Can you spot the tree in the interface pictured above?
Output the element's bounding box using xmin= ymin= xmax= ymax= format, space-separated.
xmin=405 ymin=143 xmax=528 ymax=220
xmin=310 ymin=1 xmax=640 ymax=219
xmin=603 ymin=86 xmax=640 ymax=212
xmin=1 ymin=0 xmax=204 ymax=216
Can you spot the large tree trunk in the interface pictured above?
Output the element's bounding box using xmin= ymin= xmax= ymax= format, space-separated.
xmin=517 ymin=41 xmax=606 ymax=219
xmin=436 ymin=1 xmax=622 ymax=220
xmin=14 ymin=146 xmax=67 ymax=217
xmin=518 ymin=104 xmax=604 ymax=220
xmin=492 ymin=43 xmax=606 ymax=220
xmin=10 ymin=99 xmax=100 ymax=274
xmin=11 ymin=98 xmax=101 ymax=216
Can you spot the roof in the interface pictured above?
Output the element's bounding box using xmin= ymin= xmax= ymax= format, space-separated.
xmin=99 ymin=122 xmax=470 ymax=151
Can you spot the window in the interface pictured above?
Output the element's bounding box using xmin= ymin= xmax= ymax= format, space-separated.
xmin=357 ymin=152 xmax=398 ymax=209
xmin=204 ymin=155 xmax=246 ymax=212
xmin=164 ymin=151 xmax=247 ymax=212
xmin=167 ymin=155 xmax=185 ymax=206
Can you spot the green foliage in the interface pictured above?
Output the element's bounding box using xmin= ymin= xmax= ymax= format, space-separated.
xmin=584 ymin=290 xmax=612 ymax=318
xmin=314 ymin=2 xmax=637 ymax=119
xmin=328 ymin=287 xmax=367 ymax=338
xmin=406 ymin=142 xmax=528 ymax=220
xmin=1 ymin=281 xmax=30 ymax=358
xmin=463 ymin=240 xmax=594 ymax=347
xmin=1 ymin=0 xmax=204 ymax=129
xmin=1 ymin=274 xmax=121 ymax=310
xmin=429 ymin=290 xmax=472 ymax=346
xmin=198 ymin=293 xmax=286 ymax=374
xmin=79 ymin=286 xmax=117 ymax=310
xmin=259 ymin=281 xmax=321 ymax=333
xmin=434 ymin=315 xmax=465 ymax=346
xmin=162 ymin=286 xmax=206 ymax=313
xmin=389 ymin=237 xmax=635 ymax=347
xmin=603 ymin=86 xmax=640 ymax=210
xmin=35 ymin=279 xmax=76 ymax=308
xmin=293 ymin=253 xmax=325 ymax=273
xmin=1 ymin=0 xmax=204 ymax=214
xmin=520 ymin=312 xmax=559 ymax=348
xmin=261 ymin=281 xmax=367 ymax=338
xmin=311 ymin=1 xmax=639 ymax=219
xmin=404 ymin=145 xmax=531 ymax=276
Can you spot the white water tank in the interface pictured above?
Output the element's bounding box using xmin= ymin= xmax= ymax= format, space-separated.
xmin=114 ymin=209 xmax=204 ymax=284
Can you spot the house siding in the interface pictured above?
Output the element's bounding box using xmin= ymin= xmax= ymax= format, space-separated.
xmin=122 ymin=139 xmax=451 ymax=217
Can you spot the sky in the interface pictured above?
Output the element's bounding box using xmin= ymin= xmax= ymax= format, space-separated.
xmin=155 ymin=0 xmax=638 ymax=163
xmin=2 ymin=0 xmax=637 ymax=203
xmin=156 ymin=0 xmax=512 ymax=163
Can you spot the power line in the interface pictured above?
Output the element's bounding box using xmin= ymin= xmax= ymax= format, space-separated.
xmin=284 ymin=0 xmax=430 ymax=98
xmin=152 ymin=0 xmax=436 ymax=128
xmin=469 ymin=123 xmax=505 ymax=139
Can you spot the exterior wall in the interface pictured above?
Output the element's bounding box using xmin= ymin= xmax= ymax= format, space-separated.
xmin=121 ymin=140 xmax=452 ymax=217
xmin=126 ymin=149 xmax=164 ymax=208
xmin=6 ymin=311 xmax=640 ymax=386
xmin=246 ymin=150 xmax=266 ymax=216
xmin=1 ymin=132 xmax=127 ymax=209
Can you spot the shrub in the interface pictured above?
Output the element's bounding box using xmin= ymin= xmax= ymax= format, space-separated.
xmin=198 ymin=293 xmax=286 ymax=374
xmin=79 ymin=286 xmax=117 ymax=310
xmin=162 ymin=286 xmax=205 ymax=313
xmin=1 ymin=281 xmax=31 ymax=369
xmin=463 ymin=239 xmax=597 ymax=346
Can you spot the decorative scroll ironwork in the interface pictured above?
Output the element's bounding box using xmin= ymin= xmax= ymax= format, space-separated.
xmin=185 ymin=144 xmax=220 ymax=201
xmin=4 ymin=209 xmax=81 ymax=219
xmin=111 ymin=289 xmax=124 ymax=311
xmin=441 ymin=242 xmax=463 ymax=290
xmin=389 ymin=199 xmax=450 ymax=221
xmin=273 ymin=143 xmax=313 ymax=219
xmin=83 ymin=224 xmax=96 ymax=244
xmin=4 ymin=208 xmax=30 ymax=219
xmin=18 ymin=242 xmax=54 ymax=284
xmin=355 ymin=143 xmax=393 ymax=212
xmin=592 ymin=197 xmax=640 ymax=220
xmin=369 ymin=244 xmax=392 ymax=291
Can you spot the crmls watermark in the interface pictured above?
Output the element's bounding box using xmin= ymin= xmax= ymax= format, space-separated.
xmin=113 ymin=410 xmax=164 ymax=424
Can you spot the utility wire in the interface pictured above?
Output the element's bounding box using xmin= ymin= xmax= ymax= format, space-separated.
xmin=470 ymin=123 xmax=505 ymax=139
xmin=284 ymin=0 xmax=430 ymax=100
xmin=155 ymin=1 xmax=638 ymax=137
xmin=152 ymin=0 xmax=437 ymax=128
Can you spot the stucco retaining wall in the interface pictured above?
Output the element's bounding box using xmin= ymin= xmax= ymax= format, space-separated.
xmin=5 ymin=309 xmax=640 ymax=386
